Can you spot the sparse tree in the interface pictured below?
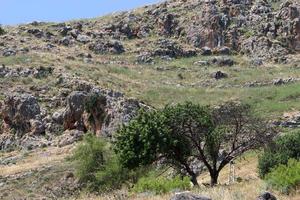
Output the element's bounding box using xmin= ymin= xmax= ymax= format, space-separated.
xmin=115 ymin=102 xmax=277 ymax=186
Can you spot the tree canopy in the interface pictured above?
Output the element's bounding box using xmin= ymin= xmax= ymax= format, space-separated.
xmin=115 ymin=102 xmax=277 ymax=186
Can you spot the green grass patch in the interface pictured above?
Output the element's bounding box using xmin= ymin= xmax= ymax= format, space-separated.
xmin=132 ymin=175 xmax=191 ymax=194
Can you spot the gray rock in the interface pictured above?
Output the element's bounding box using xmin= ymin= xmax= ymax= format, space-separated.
xmin=59 ymin=36 xmax=73 ymax=46
xmin=201 ymin=47 xmax=212 ymax=56
xmin=153 ymin=39 xmax=196 ymax=58
xmin=211 ymin=57 xmax=234 ymax=66
xmin=170 ymin=192 xmax=211 ymax=200
xmin=251 ymin=58 xmax=264 ymax=66
xmin=1 ymin=93 xmax=41 ymax=135
xmin=27 ymin=29 xmax=44 ymax=38
xmin=194 ymin=61 xmax=209 ymax=66
xmin=89 ymin=40 xmax=125 ymax=54
xmin=3 ymin=49 xmax=16 ymax=57
xmin=137 ymin=52 xmax=154 ymax=64
xmin=29 ymin=119 xmax=45 ymax=135
xmin=218 ymin=46 xmax=231 ymax=55
xmin=76 ymin=34 xmax=90 ymax=43
xmin=60 ymin=26 xmax=72 ymax=36
xmin=56 ymin=130 xmax=84 ymax=147
xmin=63 ymin=91 xmax=87 ymax=130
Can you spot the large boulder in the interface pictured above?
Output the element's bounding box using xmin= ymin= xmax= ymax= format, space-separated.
xmin=170 ymin=192 xmax=211 ymax=200
xmin=62 ymin=91 xmax=87 ymax=131
xmin=1 ymin=93 xmax=41 ymax=135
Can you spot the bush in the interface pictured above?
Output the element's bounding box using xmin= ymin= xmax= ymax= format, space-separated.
xmin=0 ymin=25 xmax=5 ymax=35
xmin=266 ymin=159 xmax=300 ymax=194
xmin=71 ymin=134 xmax=128 ymax=191
xmin=258 ymin=131 xmax=300 ymax=177
xmin=132 ymin=175 xmax=191 ymax=194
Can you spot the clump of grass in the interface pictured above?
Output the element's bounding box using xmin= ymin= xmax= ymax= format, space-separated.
xmin=132 ymin=175 xmax=191 ymax=194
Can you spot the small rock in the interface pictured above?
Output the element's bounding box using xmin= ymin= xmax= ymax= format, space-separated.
xmin=136 ymin=52 xmax=154 ymax=64
xmin=59 ymin=36 xmax=73 ymax=46
xmin=257 ymin=192 xmax=277 ymax=200
xmin=194 ymin=61 xmax=209 ymax=66
xmin=218 ymin=46 xmax=231 ymax=55
xmin=201 ymin=47 xmax=212 ymax=56
xmin=29 ymin=119 xmax=45 ymax=135
xmin=76 ymin=34 xmax=90 ymax=44
xmin=211 ymin=71 xmax=228 ymax=79
xmin=251 ymin=58 xmax=264 ymax=66
xmin=3 ymin=49 xmax=16 ymax=57
xmin=211 ymin=57 xmax=234 ymax=66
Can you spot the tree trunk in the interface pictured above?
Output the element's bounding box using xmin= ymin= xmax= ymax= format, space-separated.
xmin=184 ymin=164 xmax=199 ymax=186
xmin=210 ymin=171 xmax=219 ymax=186
xmin=191 ymin=173 xmax=199 ymax=187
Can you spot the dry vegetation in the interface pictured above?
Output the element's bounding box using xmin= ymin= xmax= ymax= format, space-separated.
xmin=79 ymin=153 xmax=299 ymax=200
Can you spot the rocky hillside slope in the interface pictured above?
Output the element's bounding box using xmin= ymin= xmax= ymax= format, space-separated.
xmin=0 ymin=0 xmax=300 ymax=199
xmin=0 ymin=0 xmax=299 ymax=151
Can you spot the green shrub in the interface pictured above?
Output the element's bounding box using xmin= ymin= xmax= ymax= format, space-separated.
xmin=258 ymin=131 xmax=300 ymax=177
xmin=266 ymin=159 xmax=300 ymax=194
xmin=132 ymin=175 xmax=191 ymax=194
xmin=0 ymin=25 xmax=5 ymax=35
xmin=71 ymin=134 xmax=128 ymax=191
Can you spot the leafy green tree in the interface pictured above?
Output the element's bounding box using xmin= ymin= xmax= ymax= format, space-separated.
xmin=115 ymin=102 xmax=277 ymax=186
xmin=258 ymin=131 xmax=300 ymax=177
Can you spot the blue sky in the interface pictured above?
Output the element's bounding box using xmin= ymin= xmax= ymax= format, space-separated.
xmin=0 ymin=0 xmax=162 ymax=25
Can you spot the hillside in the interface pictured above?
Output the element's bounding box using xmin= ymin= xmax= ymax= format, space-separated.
xmin=0 ymin=0 xmax=300 ymax=199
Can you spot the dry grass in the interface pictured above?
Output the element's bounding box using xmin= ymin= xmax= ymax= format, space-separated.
xmin=0 ymin=145 xmax=74 ymax=177
xmin=78 ymin=153 xmax=299 ymax=200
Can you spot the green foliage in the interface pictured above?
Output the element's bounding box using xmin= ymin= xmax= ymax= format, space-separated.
xmin=116 ymin=101 xmax=273 ymax=186
xmin=162 ymin=102 xmax=215 ymax=164
xmin=0 ymin=25 xmax=5 ymax=35
xmin=266 ymin=159 xmax=300 ymax=194
xmin=115 ymin=109 xmax=171 ymax=169
xmin=71 ymin=134 xmax=127 ymax=191
xmin=115 ymin=103 xmax=214 ymax=171
xmin=258 ymin=131 xmax=300 ymax=177
xmin=132 ymin=175 xmax=191 ymax=194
